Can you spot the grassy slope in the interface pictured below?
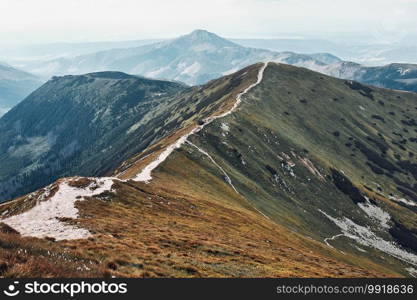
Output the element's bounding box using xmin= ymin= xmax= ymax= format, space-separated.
xmin=159 ymin=63 xmax=417 ymax=276
xmin=0 ymin=63 xmax=416 ymax=277
xmin=0 ymin=175 xmax=396 ymax=277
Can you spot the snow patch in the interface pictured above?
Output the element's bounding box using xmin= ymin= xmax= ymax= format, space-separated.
xmin=181 ymin=62 xmax=201 ymax=76
xmin=389 ymin=195 xmax=417 ymax=207
xmin=407 ymin=267 xmax=417 ymax=278
xmin=220 ymin=123 xmax=230 ymax=132
xmin=133 ymin=133 xmax=191 ymax=182
xmin=398 ymin=67 xmax=411 ymax=76
xmin=320 ymin=210 xmax=417 ymax=266
xmin=354 ymin=245 xmax=367 ymax=253
xmin=324 ymin=233 xmax=344 ymax=248
xmin=127 ymin=122 xmax=141 ymax=134
xmin=358 ymin=198 xmax=391 ymax=229
xmin=2 ymin=177 xmax=115 ymax=241
xmin=191 ymin=43 xmax=216 ymax=52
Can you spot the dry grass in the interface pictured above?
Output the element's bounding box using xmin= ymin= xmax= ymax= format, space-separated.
xmin=0 ymin=63 xmax=405 ymax=278
xmin=0 ymin=230 xmax=103 ymax=278
xmin=0 ymin=138 xmax=402 ymax=278
xmin=68 ymin=176 xmax=395 ymax=277
xmin=0 ymin=169 xmax=399 ymax=278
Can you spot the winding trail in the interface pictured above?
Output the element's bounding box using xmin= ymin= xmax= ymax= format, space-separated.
xmin=1 ymin=62 xmax=270 ymax=240
xmin=324 ymin=233 xmax=344 ymax=248
xmin=133 ymin=62 xmax=269 ymax=182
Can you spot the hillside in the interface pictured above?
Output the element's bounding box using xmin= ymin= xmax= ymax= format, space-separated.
xmin=116 ymin=62 xmax=417 ymax=276
xmin=0 ymin=62 xmax=42 ymax=116
xmin=0 ymin=63 xmax=416 ymax=278
xmin=0 ymin=72 xmax=186 ymax=201
xmin=0 ymin=65 xmax=275 ymax=202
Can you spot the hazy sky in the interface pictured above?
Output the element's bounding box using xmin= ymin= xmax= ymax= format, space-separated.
xmin=1 ymin=0 xmax=417 ymax=44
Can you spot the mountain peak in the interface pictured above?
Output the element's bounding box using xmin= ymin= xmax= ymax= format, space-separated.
xmin=175 ymin=29 xmax=238 ymax=48
xmin=189 ymin=29 xmax=214 ymax=37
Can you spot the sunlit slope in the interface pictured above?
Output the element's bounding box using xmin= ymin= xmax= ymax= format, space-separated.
xmin=0 ymin=64 xmax=272 ymax=203
xmin=1 ymin=63 xmax=416 ymax=277
xmin=0 ymin=174 xmax=396 ymax=277
xmin=0 ymin=63 xmax=395 ymax=277
xmin=147 ymin=63 xmax=417 ymax=276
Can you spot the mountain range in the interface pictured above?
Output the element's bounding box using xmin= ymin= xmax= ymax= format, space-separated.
xmin=0 ymin=62 xmax=42 ymax=116
xmin=233 ymin=38 xmax=417 ymax=66
xmin=14 ymin=30 xmax=329 ymax=86
xmin=0 ymin=62 xmax=416 ymax=278
xmin=321 ymin=61 xmax=417 ymax=92
xmin=8 ymin=30 xmax=417 ymax=94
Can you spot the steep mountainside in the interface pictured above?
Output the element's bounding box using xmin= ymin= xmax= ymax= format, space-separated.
xmin=0 ymin=72 xmax=186 ymax=201
xmin=0 ymin=63 xmax=417 ymax=278
xmin=0 ymin=62 xmax=42 ymax=116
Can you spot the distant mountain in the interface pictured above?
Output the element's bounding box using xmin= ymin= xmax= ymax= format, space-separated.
xmin=17 ymin=30 xmax=328 ymax=85
xmin=0 ymin=39 xmax=162 ymax=62
xmin=307 ymin=53 xmax=342 ymax=64
xmin=1 ymin=63 xmax=417 ymax=277
xmin=0 ymin=62 xmax=42 ymax=116
xmin=233 ymin=38 xmax=417 ymax=66
xmin=348 ymin=44 xmax=417 ymax=66
xmin=232 ymin=38 xmax=353 ymax=57
xmin=322 ymin=62 xmax=417 ymax=92
xmin=14 ymin=30 xmax=417 ymax=93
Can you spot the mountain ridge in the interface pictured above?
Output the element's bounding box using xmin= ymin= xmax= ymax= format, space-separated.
xmin=0 ymin=62 xmax=417 ymax=277
xmin=0 ymin=71 xmax=187 ymax=200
